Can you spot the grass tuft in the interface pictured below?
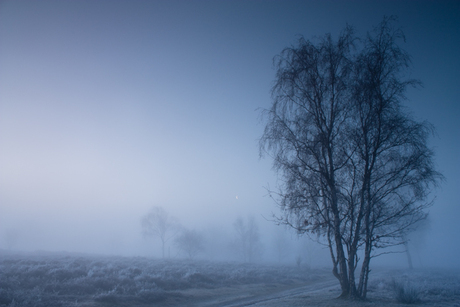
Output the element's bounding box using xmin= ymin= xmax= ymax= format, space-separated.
xmin=393 ymin=280 xmax=421 ymax=304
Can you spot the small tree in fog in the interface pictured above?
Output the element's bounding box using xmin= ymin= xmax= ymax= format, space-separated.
xmin=4 ymin=229 xmax=19 ymax=250
xmin=232 ymin=216 xmax=263 ymax=262
xmin=174 ymin=229 xmax=205 ymax=259
xmin=403 ymin=217 xmax=431 ymax=269
xmin=141 ymin=206 xmax=180 ymax=258
xmin=272 ymin=228 xmax=291 ymax=263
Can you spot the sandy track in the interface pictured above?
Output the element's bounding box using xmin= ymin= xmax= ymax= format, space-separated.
xmin=213 ymin=278 xmax=340 ymax=307
xmin=171 ymin=276 xmax=340 ymax=307
xmin=182 ymin=269 xmax=460 ymax=307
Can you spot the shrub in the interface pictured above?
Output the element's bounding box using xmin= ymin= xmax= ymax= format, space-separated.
xmin=393 ymin=280 xmax=421 ymax=304
xmin=94 ymin=294 xmax=120 ymax=304
xmin=0 ymin=291 xmax=13 ymax=306
xmin=139 ymin=290 xmax=167 ymax=303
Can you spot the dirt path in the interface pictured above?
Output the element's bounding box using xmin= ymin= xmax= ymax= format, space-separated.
xmin=214 ymin=278 xmax=340 ymax=307
xmin=175 ymin=275 xmax=340 ymax=307
xmin=185 ymin=269 xmax=460 ymax=307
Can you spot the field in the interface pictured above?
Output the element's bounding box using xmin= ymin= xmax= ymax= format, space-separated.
xmin=0 ymin=252 xmax=459 ymax=307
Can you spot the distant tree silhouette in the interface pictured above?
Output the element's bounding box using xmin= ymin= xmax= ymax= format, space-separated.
xmin=141 ymin=206 xmax=180 ymax=258
xmin=260 ymin=17 xmax=442 ymax=299
xmin=272 ymin=228 xmax=291 ymax=263
xmin=232 ymin=215 xmax=263 ymax=262
xmin=4 ymin=229 xmax=19 ymax=250
xmin=174 ymin=228 xmax=205 ymax=259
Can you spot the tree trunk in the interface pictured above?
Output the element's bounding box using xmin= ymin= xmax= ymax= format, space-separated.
xmin=332 ymin=204 xmax=349 ymax=296
xmin=347 ymin=247 xmax=359 ymax=298
xmin=347 ymin=174 xmax=368 ymax=299
xmin=327 ymin=216 xmax=349 ymax=298
xmin=358 ymin=237 xmax=372 ymax=298
xmin=357 ymin=167 xmax=373 ymax=298
xmin=404 ymin=241 xmax=413 ymax=270
xmin=335 ymin=239 xmax=349 ymax=297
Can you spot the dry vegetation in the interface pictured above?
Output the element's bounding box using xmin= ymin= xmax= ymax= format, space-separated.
xmin=0 ymin=252 xmax=316 ymax=307
xmin=0 ymin=252 xmax=459 ymax=307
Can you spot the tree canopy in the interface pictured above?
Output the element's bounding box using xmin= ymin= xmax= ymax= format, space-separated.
xmin=260 ymin=17 xmax=441 ymax=299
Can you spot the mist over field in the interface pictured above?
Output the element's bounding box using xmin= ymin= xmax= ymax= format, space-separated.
xmin=0 ymin=3 xmax=459 ymax=305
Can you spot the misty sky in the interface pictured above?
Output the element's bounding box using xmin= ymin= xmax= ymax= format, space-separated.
xmin=0 ymin=0 xmax=459 ymax=266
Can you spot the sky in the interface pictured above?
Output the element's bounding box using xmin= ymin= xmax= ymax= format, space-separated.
xmin=0 ymin=0 xmax=459 ymax=266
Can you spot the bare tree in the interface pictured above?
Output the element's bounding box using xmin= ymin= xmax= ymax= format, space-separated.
xmin=260 ymin=17 xmax=441 ymax=299
xmin=232 ymin=215 xmax=263 ymax=262
xmin=349 ymin=17 xmax=442 ymax=298
xmin=261 ymin=25 xmax=355 ymax=297
xmin=272 ymin=228 xmax=291 ymax=263
xmin=4 ymin=229 xmax=19 ymax=250
xmin=174 ymin=228 xmax=205 ymax=259
xmin=404 ymin=216 xmax=431 ymax=269
xmin=141 ymin=206 xmax=180 ymax=258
